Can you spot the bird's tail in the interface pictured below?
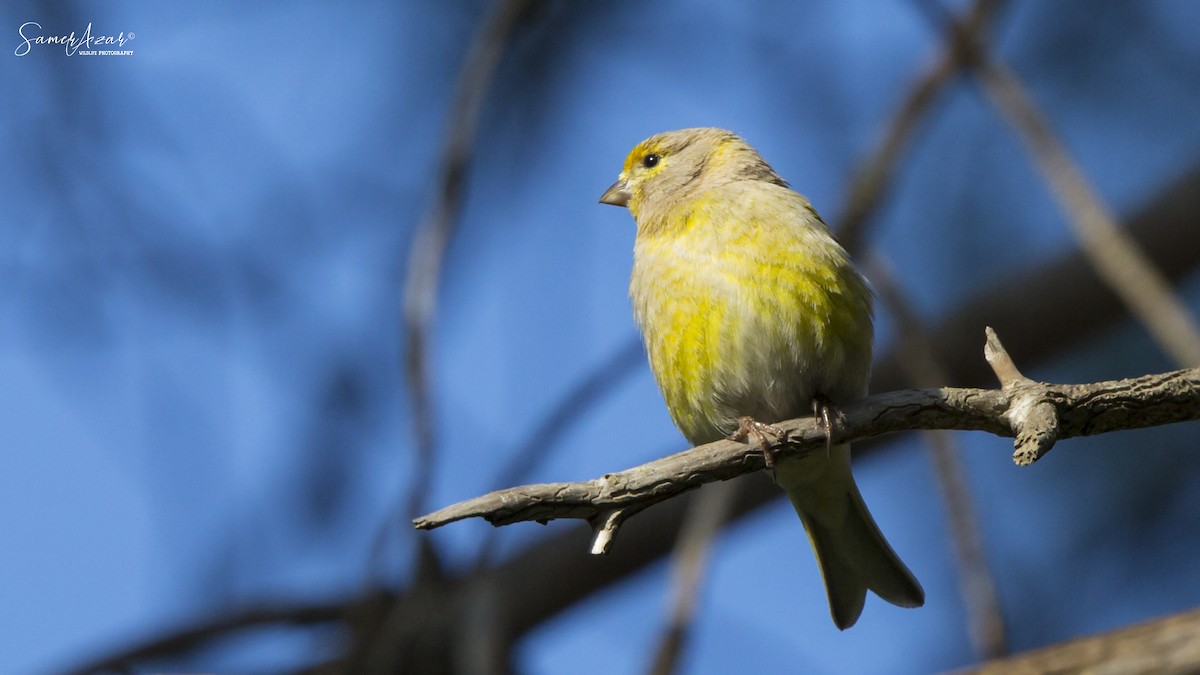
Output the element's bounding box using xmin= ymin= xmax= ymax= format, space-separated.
xmin=774 ymin=444 xmax=924 ymax=630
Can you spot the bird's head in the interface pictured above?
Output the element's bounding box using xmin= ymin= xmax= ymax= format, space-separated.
xmin=599 ymin=127 xmax=785 ymax=224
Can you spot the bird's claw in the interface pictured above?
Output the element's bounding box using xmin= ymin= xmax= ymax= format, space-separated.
xmin=812 ymin=396 xmax=847 ymax=455
xmin=729 ymin=416 xmax=788 ymax=468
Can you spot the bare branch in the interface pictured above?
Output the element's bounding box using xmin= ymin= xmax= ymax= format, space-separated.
xmin=984 ymin=326 xmax=1028 ymax=388
xmin=589 ymin=506 xmax=641 ymax=555
xmin=967 ymin=606 xmax=1200 ymax=675
xmin=415 ymin=340 xmax=1200 ymax=534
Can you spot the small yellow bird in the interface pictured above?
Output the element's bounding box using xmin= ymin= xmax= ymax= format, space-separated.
xmin=600 ymin=128 xmax=923 ymax=629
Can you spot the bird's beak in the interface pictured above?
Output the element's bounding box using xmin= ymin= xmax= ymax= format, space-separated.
xmin=599 ymin=178 xmax=631 ymax=208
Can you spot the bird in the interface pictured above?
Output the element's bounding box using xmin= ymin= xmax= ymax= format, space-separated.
xmin=599 ymin=127 xmax=923 ymax=629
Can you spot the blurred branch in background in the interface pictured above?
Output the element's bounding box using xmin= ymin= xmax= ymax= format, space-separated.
xmin=61 ymin=598 xmax=373 ymax=675
xmin=368 ymin=1 xmax=541 ymax=672
xmin=71 ymin=580 xmax=1200 ymax=675
xmin=400 ymin=0 xmax=540 ymax=528
xmin=647 ymin=481 xmax=739 ymax=675
xmin=978 ymin=61 xmax=1200 ymax=368
xmin=869 ymin=257 xmax=1008 ymax=660
xmin=967 ymin=607 xmax=1200 ymax=674
xmin=845 ymin=0 xmax=1013 ymax=659
xmin=917 ymin=0 xmax=1200 ymax=368
xmin=837 ymin=0 xmax=1005 ymax=256
xmin=869 ymin=168 xmax=1200 ymax=389
xmin=67 ymin=164 xmax=1200 ymax=674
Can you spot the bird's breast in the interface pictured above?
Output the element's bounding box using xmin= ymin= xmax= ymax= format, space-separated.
xmin=630 ymin=227 xmax=871 ymax=446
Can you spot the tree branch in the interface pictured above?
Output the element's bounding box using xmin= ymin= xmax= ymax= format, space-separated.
xmin=967 ymin=606 xmax=1200 ymax=674
xmin=415 ymin=332 xmax=1200 ymax=539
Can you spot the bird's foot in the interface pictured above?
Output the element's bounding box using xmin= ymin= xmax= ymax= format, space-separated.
xmin=729 ymin=416 xmax=788 ymax=468
xmin=812 ymin=395 xmax=847 ymax=455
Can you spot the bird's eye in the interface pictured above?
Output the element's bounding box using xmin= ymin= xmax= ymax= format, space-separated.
xmin=642 ymin=153 xmax=660 ymax=168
